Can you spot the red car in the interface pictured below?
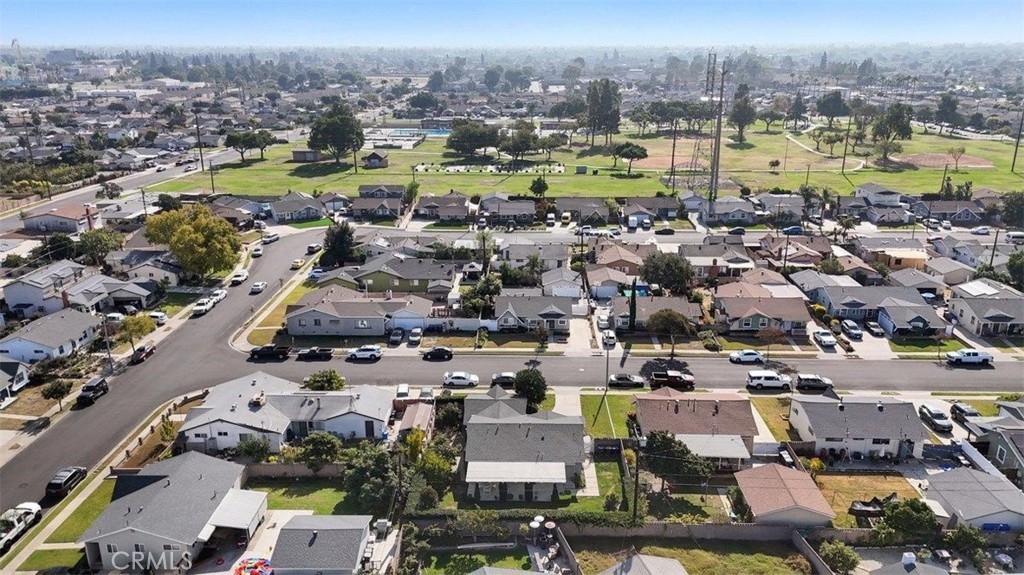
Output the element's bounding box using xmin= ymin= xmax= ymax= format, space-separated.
xmin=129 ymin=344 xmax=155 ymax=364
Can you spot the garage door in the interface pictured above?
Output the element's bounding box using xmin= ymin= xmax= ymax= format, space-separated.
xmin=390 ymin=317 xmax=425 ymax=330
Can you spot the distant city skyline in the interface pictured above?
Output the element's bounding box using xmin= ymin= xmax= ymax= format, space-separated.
xmin=2 ymin=0 xmax=1022 ymax=48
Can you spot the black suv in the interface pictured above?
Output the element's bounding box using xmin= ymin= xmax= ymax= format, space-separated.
xmin=46 ymin=466 xmax=87 ymax=497
xmin=388 ymin=328 xmax=406 ymax=346
xmin=76 ymin=378 xmax=109 ymax=407
xmin=950 ymin=402 xmax=982 ymax=424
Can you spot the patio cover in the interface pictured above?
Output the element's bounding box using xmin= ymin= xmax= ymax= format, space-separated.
xmin=675 ymin=434 xmax=751 ymax=459
xmin=204 ymin=488 xmax=267 ymax=536
xmin=466 ymin=461 xmax=567 ymax=484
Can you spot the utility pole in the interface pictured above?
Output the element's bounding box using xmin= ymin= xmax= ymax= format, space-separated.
xmin=989 ymin=229 xmax=1001 ymax=267
xmin=1012 ymin=106 xmax=1024 ymax=173
xmin=194 ymin=113 xmax=206 ymax=172
xmin=669 ymin=117 xmax=679 ymax=195
xmin=140 ymin=187 xmax=148 ymax=221
xmin=804 ymin=164 xmax=811 ymax=187
xmin=840 ymin=117 xmax=852 ymax=174
xmin=632 ymin=448 xmax=642 ymax=521
xmin=708 ymin=62 xmax=728 ymax=213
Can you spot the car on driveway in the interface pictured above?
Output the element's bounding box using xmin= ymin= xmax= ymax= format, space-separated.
xmin=840 ymin=320 xmax=863 ymax=340
xmin=601 ymin=330 xmax=617 ymax=348
xmin=147 ymin=311 xmax=167 ymax=326
xmin=608 ymin=373 xmax=646 ymax=388
xmin=491 ymin=372 xmax=516 ymax=388
xmin=250 ymin=281 xmax=268 ymax=294
xmin=45 ymin=466 xmax=87 ymax=498
xmin=230 ymin=270 xmax=249 ymax=285
xmin=918 ymin=404 xmax=953 ymax=432
xmin=422 ymin=346 xmax=453 ymax=361
xmin=129 ymin=343 xmax=156 ymax=364
xmin=388 ymin=328 xmax=406 ymax=346
xmin=729 ymin=349 xmax=764 ymax=364
xmin=408 ymin=327 xmax=423 ymax=345
xmin=308 ymin=268 xmax=325 ymax=279
xmin=443 ymin=371 xmax=479 ymax=387
xmin=812 ymin=330 xmax=837 ymax=347
xmin=950 ymin=402 xmax=982 ymax=424
xmin=795 ymin=373 xmax=833 ymax=391
xmin=75 ymin=377 xmax=109 ymax=407
xmin=865 ymin=321 xmax=885 ymax=337
xmin=347 ymin=345 xmax=383 ymax=361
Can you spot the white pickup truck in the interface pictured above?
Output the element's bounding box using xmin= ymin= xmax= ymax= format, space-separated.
xmin=0 ymin=502 xmax=42 ymax=553
xmin=945 ymin=349 xmax=994 ymax=365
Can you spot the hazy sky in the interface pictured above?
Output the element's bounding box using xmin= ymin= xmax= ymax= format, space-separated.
xmin=2 ymin=0 xmax=1022 ymax=47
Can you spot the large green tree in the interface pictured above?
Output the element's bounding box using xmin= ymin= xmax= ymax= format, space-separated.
xmin=639 ymin=252 xmax=694 ymax=295
xmin=34 ymin=233 xmax=76 ymax=262
xmin=144 ymin=205 xmax=240 ymax=279
xmin=119 ymin=315 xmax=155 ymax=354
xmin=343 ymin=441 xmax=400 ymax=515
xmin=727 ymin=97 xmax=757 ymax=143
xmin=445 ymin=119 xmax=501 ymax=158
xmin=935 ymin=93 xmax=960 ymax=134
xmin=308 ymin=103 xmax=365 ymax=170
xmin=513 ymin=369 xmax=548 ymax=409
xmin=646 ymin=309 xmax=696 ymax=357
xmin=225 ymin=131 xmax=259 ymax=163
xmin=304 ymin=369 xmax=346 ymax=391
xmin=787 ymin=91 xmax=808 ymax=128
xmin=42 ymin=381 xmax=73 ymax=411
xmin=816 ymin=90 xmax=851 ymax=128
xmin=300 ymin=431 xmax=343 ymax=475
xmin=1001 ymin=191 xmax=1024 ymax=229
xmin=319 ymin=220 xmax=357 ymax=267
xmin=871 ymin=103 xmax=914 ymax=160
xmin=615 ymin=142 xmax=648 ymax=175
xmin=642 ymin=430 xmax=713 ymax=490
xmin=819 ymin=541 xmax=860 ymax=575
xmin=78 ymin=228 xmax=124 ymax=265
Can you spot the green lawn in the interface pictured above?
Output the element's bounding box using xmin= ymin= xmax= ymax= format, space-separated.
xmin=966 ymin=400 xmax=1000 ymax=416
xmin=422 ymin=550 xmax=531 ymax=575
xmin=750 ymin=397 xmax=798 ymax=441
xmin=573 ymin=538 xmax=810 ymax=575
xmin=646 ymin=489 xmax=731 ymax=523
xmin=247 ymin=479 xmax=363 ymax=515
xmin=47 ymin=479 xmax=116 ymax=543
xmin=888 ymin=338 xmax=966 ymax=353
xmin=289 ymin=217 xmax=333 ymax=229
xmin=257 ymin=281 xmax=317 ymax=328
xmin=438 ymin=462 xmax=619 ymax=514
xmin=816 ymin=472 xmax=919 ymax=528
xmin=19 ymin=548 xmax=85 ymax=572
xmin=539 ymin=392 xmax=556 ymax=411
xmin=581 ymin=393 xmax=634 ymax=438
xmin=153 ymin=292 xmax=200 ymax=317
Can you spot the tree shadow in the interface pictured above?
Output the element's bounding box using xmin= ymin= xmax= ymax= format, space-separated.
xmin=611 ymin=173 xmax=645 ymax=180
xmin=288 ymin=162 xmax=354 ymax=178
xmin=726 ymin=141 xmax=755 ymax=150
xmin=576 ymin=146 xmax=612 ymax=159
xmin=215 ymin=158 xmax=268 ymax=171
xmin=872 ymin=158 xmax=918 ymax=173
xmin=441 ymin=554 xmax=486 ymax=575
xmin=633 ymin=133 xmax=665 ymax=140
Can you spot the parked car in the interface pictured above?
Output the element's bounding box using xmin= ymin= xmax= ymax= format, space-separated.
xmin=291 ymin=259 xmax=305 ymax=270
xmin=388 ymin=328 xmax=406 ymax=345
xmin=795 ymin=374 xmax=833 ymax=391
xmin=408 ymin=327 xmax=423 ymax=345
xmin=654 ymin=227 xmax=675 ymax=235
xmin=727 ymin=227 xmax=746 ymax=235
xmin=840 ymin=320 xmax=863 ymax=340
xmin=865 ymin=321 xmax=885 ymax=337
xmin=155 ymin=166 xmax=167 ymax=172
xmin=191 ymin=299 xmax=212 ymax=316
xmin=649 ymin=370 xmax=695 ymax=390
xmin=782 ymin=225 xmax=804 ymax=235
xmin=596 ymin=315 xmax=610 ymax=329
xmin=0 ymin=502 xmax=42 ymax=553
xmin=601 ymin=329 xmax=617 ymax=348
xmin=422 ymin=346 xmax=453 ymax=361
xmin=147 ymin=311 xmax=167 ymax=326
xmin=443 ymin=371 xmax=479 ymax=387
xmin=104 ymin=312 xmax=126 ymax=323
xmin=950 ymin=402 xmax=982 ymax=424
xmin=729 ymin=349 xmax=764 ymax=364
xmin=812 ymin=330 xmax=837 ymax=347
xmin=307 ymin=243 xmax=323 ymax=254
xmin=918 ymin=404 xmax=954 ymax=433
xmin=45 ymin=466 xmax=87 ymax=498
xmin=945 ymin=349 xmax=993 ymax=365
xmin=308 ymin=268 xmax=325 ymax=279
xmin=75 ymin=377 xmax=109 ymax=407
xmin=608 ymin=373 xmax=646 ymax=388
xmin=249 ymin=345 xmax=292 ymax=361
xmin=252 ymin=246 xmax=264 ymax=257
xmin=129 ymin=343 xmax=156 ymax=364
xmin=210 ymin=289 xmax=228 ymax=304
xmin=295 ymin=347 xmax=335 ymax=361
xmin=746 ymin=370 xmax=792 ymax=390
xmin=970 ymin=226 xmax=990 ymax=236
xmin=347 ymin=345 xmax=383 ymax=361
xmin=117 ymin=304 xmax=139 ymax=316
xmin=250 ymin=281 xmax=268 ymax=294
xmin=230 ymin=270 xmax=249 ymax=285
xmin=491 ymin=372 xmax=517 ymax=388
xmin=942 ymin=220 xmax=952 ymax=230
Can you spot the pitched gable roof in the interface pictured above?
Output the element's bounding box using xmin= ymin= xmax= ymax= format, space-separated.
xmin=634 ymin=389 xmax=757 ymax=438
xmin=734 ymin=463 xmax=835 ymax=521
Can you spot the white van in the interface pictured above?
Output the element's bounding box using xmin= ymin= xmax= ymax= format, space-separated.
xmin=1007 ymin=231 xmax=1024 ymax=245
xmin=745 ymin=370 xmax=793 ymax=390
xmin=396 ymin=383 xmax=410 ymax=398
xmin=147 ymin=311 xmax=168 ymax=326
xmin=262 ymin=232 xmax=280 ymax=244
xmin=561 ymin=212 xmax=572 ymax=225
xmin=546 ymin=213 xmax=556 ymax=226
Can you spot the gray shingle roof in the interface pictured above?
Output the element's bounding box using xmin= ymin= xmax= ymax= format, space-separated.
xmin=928 ymin=468 xmax=1024 ymax=521
xmin=354 ymin=254 xmax=456 ymax=281
xmin=793 ymin=396 xmax=929 ymax=442
xmin=880 ymin=301 xmax=941 ymax=329
xmin=463 ymin=385 xmax=528 ymax=423
xmin=79 ymin=452 xmax=244 ymax=544
xmin=1 ymin=309 xmax=101 ymax=348
xmin=14 ymin=260 xmax=86 ymax=289
xmin=822 ymin=286 xmax=928 ymax=311
xmin=924 ymin=257 xmax=973 ymax=275
xmin=465 ymin=410 xmax=585 ymax=465
xmin=888 ymin=268 xmax=946 ymax=290
xmin=272 ymin=515 xmax=372 ymax=571
xmin=493 ymin=295 xmax=574 ymax=320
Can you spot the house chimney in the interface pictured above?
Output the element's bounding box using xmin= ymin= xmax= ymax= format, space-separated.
xmin=713 ymin=400 xmax=720 ymax=416
xmin=674 ymin=400 xmax=679 ymax=414
xmin=877 ymin=401 xmax=884 ymax=412
xmin=83 ymin=204 xmax=94 ymax=231
xmin=61 ymin=290 xmax=70 ymax=309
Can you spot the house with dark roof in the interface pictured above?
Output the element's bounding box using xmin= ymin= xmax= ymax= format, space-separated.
xmin=924 ymin=257 xmax=974 ymax=286
xmin=789 ymin=396 xmax=928 ymax=459
xmin=180 ymin=372 xmax=394 ymax=452
xmin=362 ymin=150 xmax=389 ymax=169
xmin=734 ymin=464 xmax=835 ymax=527
xmin=624 ymin=196 xmax=680 ymax=221
xmin=0 ymin=354 xmax=30 ymax=401
xmin=598 ymin=554 xmax=689 ymax=575
xmin=285 ymin=293 xmax=432 ymax=336
xmin=0 ymin=309 xmax=101 ymax=363
xmin=554 ymin=197 xmax=611 ymax=225
xmin=488 ymin=199 xmax=536 ymax=224
xmin=713 ymin=296 xmax=812 ymax=336
xmin=887 ymin=267 xmax=947 ymax=296
xmin=678 ymin=244 xmax=756 ymax=282
xmin=878 ymin=296 xmax=946 ymax=338
xmin=980 ymin=426 xmax=1024 ymax=489
xmin=463 ymin=385 xmax=527 ymax=424
xmin=750 ymin=194 xmax=803 ymax=224
xmin=926 ymin=468 xmax=1024 ymax=530
xmin=701 ymin=197 xmax=756 ymax=226
xmin=493 ymin=295 xmax=575 ymax=334
xmin=413 ymin=191 xmax=469 ymax=222
xmin=319 ymin=192 xmax=350 ymax=214
xmin=357 ymin=184 xmax=405 ymax=199
xmin=80 ymin=452 xmax=267 ymax=572
xmin=818 ymin=286 xmax=930 ymax=321
xmin=269 ymin=191 xmax=325 ymax=223
xmin=610 ymin=296 xmax=702 ymax=331
xmin=947 ymin=279 xmax=1024 ymax=336
xmin=272 ymin=515 xmax=375 ymax=575
xmin=911 ymin=199 xmax=985 ymax=224
xmin=352 ymin=254 xmax=456 ymax=293
xmin=463 ymin=395 xmax=585 ymax=502
xmin=105 ymin=249 xmax=185 ymax=286
xmin=635 ymin=389 xmax=756 ymax=469
xmin=350 ymin=197 xmax=403 ymax=220
xmin=854 ymin=183 xmax=915 ymax=224
xmin=499 ymin=243 xmax=568 ymax=272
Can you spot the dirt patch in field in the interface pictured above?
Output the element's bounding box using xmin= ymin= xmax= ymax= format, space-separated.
xmin=634 ymin=153 xmax=709 ymax=170
xmin=896 ymin=153 xmax=994 ymax=168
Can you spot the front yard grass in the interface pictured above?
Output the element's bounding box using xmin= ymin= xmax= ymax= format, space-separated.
xmin=965 ymin=400 xmax=999 ymax=416
xmin=289 ymin=217 xmax=333 ymax=229
xmin=581 ymin=393 xmax=634 ymax=438
xmin=888 ymin=338 xmax=966 ymax=353
xmin=618 ymin=333 xmax=657 ymax=350
xmin=421 ymin=549 xmax=531 ymax=575
xmin=257 ymin=281 xmax=317 ymax=328
xmin=481 ymin=333 xmax=543 ymax=349
xmin=47 ymin=478 xmax=116 ymax=543
xmin=983 ymin=336 xmax=1024 ymax=351
xmin=750 ymin=397 xmax=798 ymax=441
xmin=0 ymin=416 xmax=31 ymax=431
xmin=19 ymin=548 xmax=85 ymax=572
xmin=815 ymin=472 xmax=919 ymax=528
xmin=573 ymin=538 xmax=809 ymax=575
xmin=421 ymin=333 xmax=477 ymax=348
xmin=538 ymin=392 xmax=556 ymax=412
xmin=1 ymin=380 xmax=86 ymax=417
xmin=153 ymin=292 xmax=201 ymax=317
xmin=247 ymin=479 xmax=363 ymax=515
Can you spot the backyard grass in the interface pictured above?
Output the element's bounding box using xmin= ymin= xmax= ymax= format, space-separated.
xmin=581 ymin=393 xmax=634 ymax=438
xmin=421 ymin=549 xmax=531 ymax=575
xmin=888 ymin=338 xmax=966 ymax=353
xmin=815 ymin=472 xmax=919 ymax=528
xmin=750 ymin=397 xmax=798 ymax=441
xmin=646 ymin=488 xmax=731 ymax=523
xmin=153 ymin=292 xmax=201 ymax=317
xmin=572 ymin=538 xmax=809 ymax=575
xmin=18 ymin=548 xmax=86 ymax=572
xmin=257 ymin=281 xmax=317 ymax=328
xmin=247 ymin=479 xmax=363 ymax=515
xmin=47 ymin=478 xmax=116 ymax=543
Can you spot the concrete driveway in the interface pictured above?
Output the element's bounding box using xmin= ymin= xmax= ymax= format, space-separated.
xmin=850 ymin=331 xmax=895 ymax=360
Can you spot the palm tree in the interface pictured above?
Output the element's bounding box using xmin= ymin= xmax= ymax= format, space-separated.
xmin=798 ymin=185 xmax=820 ymax=223
xmin=524 ymin=253 xmax=544 ymax=285
xmin=819 ymin=187 xmax=835 ymax=219
xmin=837 ymin=215 xmax=856 ymax=241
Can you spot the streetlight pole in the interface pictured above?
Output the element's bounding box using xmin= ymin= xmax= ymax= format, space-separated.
xmin=632 ymin=436 xmax=647 ymax=522
xmin=604 ymin=346 xmax=610 ymax=390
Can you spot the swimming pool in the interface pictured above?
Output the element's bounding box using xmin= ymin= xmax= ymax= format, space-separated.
xmin=388 ymin=128 xmax=451 ymax=137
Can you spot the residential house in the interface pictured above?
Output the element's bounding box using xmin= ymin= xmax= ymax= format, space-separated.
xmin=837 ymin=254 xmax=885 ymax=284
xmin=759 ymin=240 xmax=823 ymax=270
xmin=852 ymin=237 xmax=927 ymax=269
xmin=464 ymin=385 xmax=527 ymax=424
xmin=734 ymin=464 xmax=835 ymax=527
xmin=490 ymin=199 xmax=536 ymax=224
xmin=714 ymin=282 xmax=772 ymax=298
xmin=555 ymin=197 xmax=611 ymax=225
xmin=701 ymin=197 xmax=756 ymax=226
xmin=911 ymin=200 xmax=985 ymax=224
xmin=492 ymin=295 xmax=575 ymax=334
xmin=272 ymin=515 xmax=375 ymax=575
xmin=714 ymin=296 xmax=812 ymax=336
xmin=319 ymin=192 xmax=350 ymax=214
xmin=759 ymin=234 xmax=833 ymax=259
xmin=22 ymin=204 xmax=103 ymax=234
xmin=180 ymin=372 xmax=394 ymax=452
xmin=478 ymin=192 xmax=511 ymax=213
xmin=291 ymin=149 xmax=321 ymax=162
xmin=593 ymin=241 xmax=656 ymax=276
xmin=947 ymin=279 xmax=1024 ymax=336
xmin=398 ymin=402 xmax=435 ymax=439
xmin=789 ymin=396 xmax=928 ymax=459
xmin=353 ymin=255 xmax=457 ymax=294
xmin=212 ymin=195 xmax=269 ymax=218
xmin=888 ymin=268 xmax=947 ymax=297
xmin=0 ymin=355 xmax=30 ymax=400
xmin=610 ymin=296 xmax=702 ymax=331
xmin=499 ymin=244 xmax=567 ymax=272
xmin=624 ymin=197 xmax=679 ymax=221
xmin=357 ymin=149 xmax=387 ymax=168
xmin=357 ymin=184 xmax=405 ymax=199
xmin=740 ymin=268 xmax=788 ymax=285
xmin=854 ymin=183 xmax=915 ymax=224
xmin=463 ymin=398 xmax=585 ymax=503
xmin=598 ymin=555 xmax=689 ymax=575
xmin=677 ymin=190 xmax=706 ymax=213
xmin=586 ymin=265 xmax=631 ymax=300
xmin=678 ymin=244 xmax=756 ymax=282
xmin=285 ymin=294 xmax=432 ymax=336
xmin=350 ymin=197 xmax=403 ymax=220
xmin=63 ymin=272 xmax=155 ymax=313
xmin=929 ymin=236 xmax=975 ymax=258
xmin=414 ymin=191 xmax=470 ymax=222
xmin=750 ymin=193 xmax=803 ymax=224
xmin=106 ymin=249 xmax=184 ymax=286
xmin=951 ymin=243 xmax=1019 ymax=274
xmin=877 ymin=296 xmax=946 ymax=338
xmin=541 ymin=267 xmax=584 ymax=298
xmin=80 ymin=452 xmax=268 ymax=572
xmin=634 ymin=388 xmax=756 ymax=470
xmin=4 ymin=260 xmax=89 ymax=316
xmin=269 ymin=192 xmax=325 ymax=223
xmin=980 ymin=427 xmax=1024 ymax=488
xmin=924 ymin=257 xmax=975 ymax=286
xmin=926 ymin=468 xmax=1024 ymax=530
xmin=870 ymin=560 xmax=949 ymax=575
xmin=819 ymin=286 xmax=930 ymax=321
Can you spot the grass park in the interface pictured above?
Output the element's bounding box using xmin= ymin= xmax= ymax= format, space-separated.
xmin=148 ymin=120 xmax=1023 ymax=202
